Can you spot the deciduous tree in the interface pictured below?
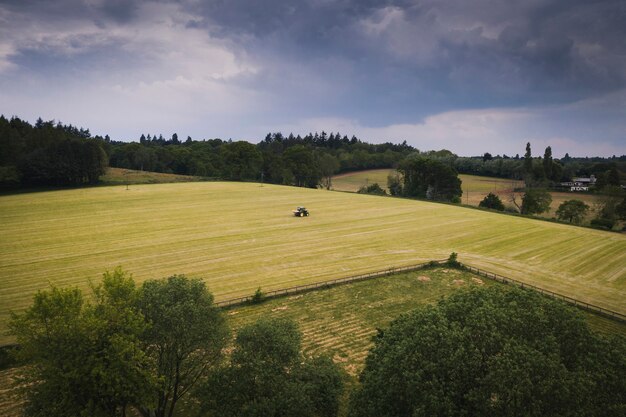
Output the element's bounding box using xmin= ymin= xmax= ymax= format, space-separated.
xmin=397 ymin=156 xmax=462 ymax=202
xmin=556 ymin=199 xmax=590 ymax=224
xmin=521 ymin=188 xmax=552 ymax=215
xmin=349 ymin=287 xmax=626 ymax=417
xmin=10 ymin=269 xmax=153 ymax=417
xmin=478 ymin=192 xmax=505 ymax=211
xmin=198 ymin=318 xmax=344 ymax=417
xmin=136 ymin=276 xmax=229 ymax=417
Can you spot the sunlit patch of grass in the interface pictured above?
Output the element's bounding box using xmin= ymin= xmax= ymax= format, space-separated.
xmin=1 ymin=181 xmax=624 ymax=345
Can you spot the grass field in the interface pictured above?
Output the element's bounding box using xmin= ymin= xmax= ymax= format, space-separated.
xmin=332 ymin=169 xmax=605 ymax=219
xmin=1 ymin=181 xmax=625 ymax=345
xmin=1 ymin=267 xmax=623 ymax=417
xmin=100 ymin=167 xmax=201 ymax=185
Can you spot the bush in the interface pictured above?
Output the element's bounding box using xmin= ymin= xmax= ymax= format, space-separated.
xmin=357 ymin=183 xmax=387 ymax=195
xmin=251 ymin=287 xmax=264 ymax=304
xmin=478 ymin=192 xmax=505 ymax=211
xmin=590 ymin=218 xmax=615 ymax=230
xmin=446 ymin=252 xmax=460 ymax=267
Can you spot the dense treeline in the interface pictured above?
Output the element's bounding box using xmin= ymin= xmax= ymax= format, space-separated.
xmin=452 ymin=148 xmax=626 ymax=185
xmin=108 ymin=132 xmax=414 ymax=187
xmin=2 ymin=115 xmax=624 ymax=192
xmin=0 ymin=116 xmax=108 ymax=187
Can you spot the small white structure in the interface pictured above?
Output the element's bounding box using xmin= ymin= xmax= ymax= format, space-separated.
xmin=571 ymin=175 xmax=596 ymax=185
xmin=570 ymin=186 xmax=588 ymax=192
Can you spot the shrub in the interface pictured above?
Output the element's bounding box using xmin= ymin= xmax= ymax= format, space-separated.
xmin=446 ymin=252 xmax=460 ymax=267
xmin=478 ymin=192 xmax=505 ymax=211
xmin=357 ymin=183 xmax=387 ymax=195
xmin=251 ymin=287 xmax=264 ymax=304
xmin=590 ymin=218 xmax=615 ymax=230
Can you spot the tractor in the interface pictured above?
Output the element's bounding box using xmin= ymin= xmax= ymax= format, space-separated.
xmin=293 ymin=206 xmax=309 ymax=217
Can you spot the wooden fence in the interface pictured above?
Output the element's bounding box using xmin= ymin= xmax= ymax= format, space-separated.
xmin=460 ymin=263 xmax=626 ymax=323
xmin=216 ymin=259 xmax=626 ymax=324
xmin=215 ymin=260 xmax=447 ymax=308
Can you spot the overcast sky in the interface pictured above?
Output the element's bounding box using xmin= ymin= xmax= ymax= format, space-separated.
xmin=1 ymin=0 xmax=625 ymax=156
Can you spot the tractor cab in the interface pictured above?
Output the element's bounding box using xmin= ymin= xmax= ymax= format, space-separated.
xmin=293 ymin=206 xmax=309 ymax=217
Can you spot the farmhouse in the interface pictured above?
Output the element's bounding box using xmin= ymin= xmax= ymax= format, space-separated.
xmin=560 ymin=175 xmax=595 ymax=192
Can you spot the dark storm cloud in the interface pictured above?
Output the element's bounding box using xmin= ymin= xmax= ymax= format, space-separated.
xmin=0 ymin=0 xmax=624 ymax=155
xmin=191 ymin=0 xmax=626 ymax=103
xmin=0 ymin=0 xmax=139 ymax=27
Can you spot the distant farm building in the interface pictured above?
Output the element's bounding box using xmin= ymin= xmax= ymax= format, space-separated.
xmin=559 ymin=175 xmax=595 ymax=192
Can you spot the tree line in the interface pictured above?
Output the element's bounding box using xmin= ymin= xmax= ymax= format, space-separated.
xmin=107 ymin=132 xmax=414 ymax=188
xmin=0 ymin=116 xmax=108 ymax=187
xmin=0 ymin=115 xmax=417 ymax=189
xmin=9 ymin=269 xmax=625 ymax=417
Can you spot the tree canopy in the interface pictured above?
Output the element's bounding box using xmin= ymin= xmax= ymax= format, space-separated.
xmin=478 ymin=192 xmax=505 ymax=211
xmin=349 ymin=286 xmax=626 ymax=417
xmin=136 ymin=275 xmax=229 ymax=417
xmin=521 ymin=188 xmax=552 ymax=215
xmin=397 ymin=155 xmax=462 ymax=202
xmin=9 ymin=269 xmax=153 ymax=417
xmin=10 ymin=269 xmax=229 ymax=417
xmin=556 ymin=200 xmax=590 ymax=224
xmin=198 ymin=318 xmax=344 ymax=417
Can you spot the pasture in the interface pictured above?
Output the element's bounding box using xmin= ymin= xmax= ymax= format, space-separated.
xmin=1 ymin=181 xmax=625 ymax=345
xmin=100 ymin=167 xmax=201 ymax=185
xmin=1 ymin=267 xmax=624 ymax=417
xmin=332 ymin=169 xmax=604 ymax=218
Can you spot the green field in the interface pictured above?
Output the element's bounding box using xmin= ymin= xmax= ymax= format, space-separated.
xmin=332 ymin=169 xmax=522 ymax=198
xmin=1 ymin=181 xmax=625 ymax=345
xmin=1 ymin=267 xmax=623 ymax=417
xmin=332 ymin=169 xmax=604 ymax=219
xmin=100 ymin=167 xmax=201 ymax=185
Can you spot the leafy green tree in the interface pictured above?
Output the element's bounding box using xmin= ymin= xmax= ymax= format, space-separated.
xmin=387 ymin=173 xmax=402 ymax=196
xmin=523 ymin=142 xmax=533 ymax=184
xmin=543 ymin=146 xmax=553 ymax=180
xmin=521 ymin=188 xmax=552 ymax=215
xmin=556 ymin=199 xmax=590 ymax=224
xmin=9 ymin=268 xmax=153 ymax=417
xmin=349 ymin=287 xmax=626 ymax=417
xmin=198 ymin=318 xmax=344 ymax=417
xmin=220 ymin=141 xmax=263 ymax=181
xmin=478 ymin=192 xmax=505 ymax=211
xmin=397 ymin=156 xmax=462 ymax=202
xmin=283 ymin=145 xmax=321 ymax=188
xmin=318 ymin=153 xmax=340 ymax=190
xmin=607 ymin=168 xmax=621 ymax=187
xmin=594 ymin=185 xmax=624 ymax=222
xmin=617 ymin=196 xmax=626 ymax=221
xmin=136 ymin=275 xmax=229 ymax=417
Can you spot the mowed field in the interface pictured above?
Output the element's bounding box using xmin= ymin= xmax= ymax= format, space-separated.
xmin=1 ymin=181 xmax=625 ymax=345
xmin=332 ymin=169 xmax=604 ymax=219
xmin=100 ymin=167 xmax=201 ymax=185
xmin=2 ymin=267 xmax=624 ymax=417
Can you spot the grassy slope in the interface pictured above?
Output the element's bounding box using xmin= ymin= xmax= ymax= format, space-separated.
xmin=1 ymin=182 xmax=625 ymax=345
xmin=227 ymin=268 xmax=488 ymax=375
xmin=1 ymin=269 xmax=459 ymax=417
xmin=100 ymin=167 xmax=202 ymax=185
xmin=1 ymin=267 xmax=623 ymax=417
xmin=332 ymin=169 xmax=604 ymax=219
